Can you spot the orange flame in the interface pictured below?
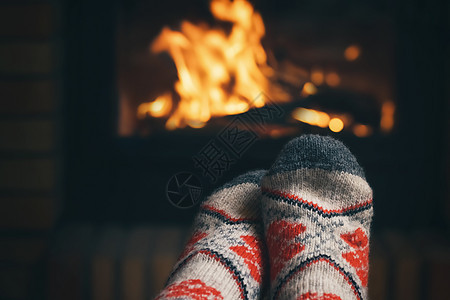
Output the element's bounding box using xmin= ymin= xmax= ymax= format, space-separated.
xmin=145 ymin=0 xmax=274 ymax=129
xmin=137 ymin=93 xmax=172 ymax=118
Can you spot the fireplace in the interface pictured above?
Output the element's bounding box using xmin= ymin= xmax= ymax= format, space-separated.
xmin=117 ymin=0 xmax=394 ymax=137
xmin=62 ymin=0 xmax=447 ymax=232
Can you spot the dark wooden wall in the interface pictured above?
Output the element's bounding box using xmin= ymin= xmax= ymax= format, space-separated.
xmin=0 ymin=0 xmax=62 ymax=299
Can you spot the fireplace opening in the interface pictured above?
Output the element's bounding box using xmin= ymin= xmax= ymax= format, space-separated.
xmin=117 ymin=0 xmax=394 ymax=139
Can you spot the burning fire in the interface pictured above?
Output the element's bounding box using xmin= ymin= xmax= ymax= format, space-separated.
xmin=138 ymin=0 xmax=277 ymax=130
xmin=134 ymin=1 xmax=395 ymax=136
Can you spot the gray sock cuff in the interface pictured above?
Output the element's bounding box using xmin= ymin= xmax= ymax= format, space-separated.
xmin=268 ymin=134 xmax=366 ymax=179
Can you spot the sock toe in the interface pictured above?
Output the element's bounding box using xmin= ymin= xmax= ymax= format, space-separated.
xmin=214 ymin=169 xmax=267 ymax=193
xmin=268 ymin=134 xmax=365 ymax=179
xmin=203 ymin=169 xmax=267 ymax=220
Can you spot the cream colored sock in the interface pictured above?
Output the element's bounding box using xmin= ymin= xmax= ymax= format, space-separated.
xmin=156 ymin=170 xmax=268 ymax=300
xmin=261 ymin=135 xmax=373 ymax=300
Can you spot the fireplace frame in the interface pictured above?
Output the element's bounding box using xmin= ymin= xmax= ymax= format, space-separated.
xmin=62 ymin=0 xmax=449 ymax=230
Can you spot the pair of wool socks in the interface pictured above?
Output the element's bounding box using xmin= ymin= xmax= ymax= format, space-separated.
xmin=156 ymin=135 xmax=374 ymax=300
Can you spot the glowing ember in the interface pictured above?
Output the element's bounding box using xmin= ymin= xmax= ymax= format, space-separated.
xmin=292 ymin=108 xmax=330 ymax=128
xmin=325 ymin=72 xmax=341 ymax=87
xmin=301 ymin=82 xmax=318 ymax=96
xmin=144 ymin=0 xmax=277 ymax=129
xmin=293 ymin=108 xmax=352 ymax=134
xmin=380 ymin=101 xmax=395 ymax=133
xmin=353 ymin=124 xmax=372 ymax=137
xmin=310 ymin=67 xmax=324 ymax=85
xmin=344 ymin=45 xmax=361 ymax=61
xmin=329 ymin=118 xmax=344 ymax=132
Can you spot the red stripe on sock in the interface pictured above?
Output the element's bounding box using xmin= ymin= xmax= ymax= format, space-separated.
xmin=262 ymin=187 xmax=372 ymax=215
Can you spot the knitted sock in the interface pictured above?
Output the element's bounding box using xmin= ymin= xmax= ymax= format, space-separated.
xmin=261 ymin=135 xmax=373 ymax=300
xmin=156 ymin=170 xmax=268 ymax=300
